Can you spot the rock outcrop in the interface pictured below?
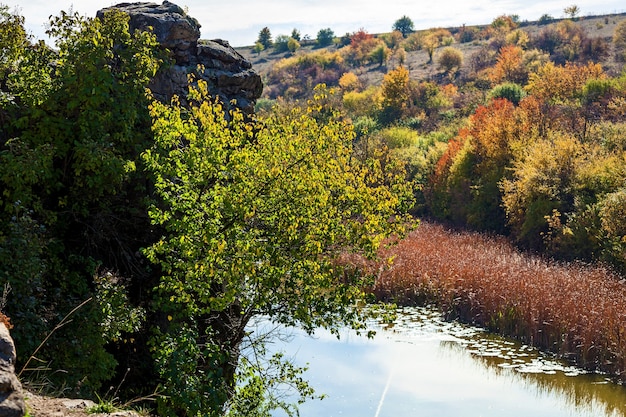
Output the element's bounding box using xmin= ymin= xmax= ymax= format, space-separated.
xmin=0 ymin=323 xmax=25 ymax=417
xmin=97 ymin=1 xmax=263 ymax=112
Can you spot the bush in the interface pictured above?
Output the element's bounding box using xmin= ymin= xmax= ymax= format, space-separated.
xmin=338 ymin=71 xmax=361 ymax=91
xmin=488 ymin=82 xmax=526 ymax=105
xmin=501 ymin=132 xmax=584 ymax=249
xmin=437 ymin=47 xmax=463 ymax=74
xmin=273 ymin=34 xmax=291 ymax=53
xmin=376 ymin=126 xmax=419 ymax=149
xmin=267 ymin=51 xmax=347 ymax=99
xmin=287 ymin=37 xmax=300 ymax=53
xmin=342 ymin=86 xmax=381 ymax=119
xmin=352 ymin=115 xmax=379 ymax=138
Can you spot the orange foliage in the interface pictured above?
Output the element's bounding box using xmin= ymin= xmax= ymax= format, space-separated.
xmin=432 ymin=134 xmax=466 ymax=182
xmin=350 ymin=28 xmax=374 ymax=47
xmin=352 ymin=222 xmax=626 ymax=382
xmin=440 ymin=83 xmax=458 ymax=99
xmin=488 ymin=45 xmax=525 ymax=84
xmin=466 ymin=98 xmax=524 ymax=165
xmin=344 ymin=29 xmax=382 ymax=65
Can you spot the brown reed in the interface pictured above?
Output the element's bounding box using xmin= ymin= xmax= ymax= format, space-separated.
xmin=354 ymin=221 xmax=626 ymax=382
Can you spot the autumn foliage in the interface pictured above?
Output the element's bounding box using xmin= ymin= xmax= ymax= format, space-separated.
xmin=353 ymin=222 xmax=626 ymax=382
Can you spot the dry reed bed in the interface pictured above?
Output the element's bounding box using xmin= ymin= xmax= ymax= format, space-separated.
xmin=360 ymin=222 xmax=626 ymax=381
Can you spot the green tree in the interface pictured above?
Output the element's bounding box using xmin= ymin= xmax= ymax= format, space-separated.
xmin=316 ymin=28 xmax=335 ymax=47
xmin=273 ymin=34 xmax=291 ymax=52
xmin=143 ymin=83 xmax=413 ymax=415
xmin=538 ymin=14 xmax=554 ymax=25
xmin=0 ymin=5 xmax=28 ymax=93
xmin=291 ymin=28 xmax=301 ymax=41
xmin=393 ymin=15 xmax=414 ymax=37
xmin=0 ymin=8 xmax=162 ymax=393
xmin=257 ymin=26 xmax=272 ymax=49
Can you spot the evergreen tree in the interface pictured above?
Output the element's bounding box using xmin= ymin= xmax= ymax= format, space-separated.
xmin=257 ymin=26 xmax=272 ymax=49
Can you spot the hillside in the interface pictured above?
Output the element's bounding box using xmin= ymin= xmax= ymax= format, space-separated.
xmin=236 ymin=13 xmax=626 ymax=97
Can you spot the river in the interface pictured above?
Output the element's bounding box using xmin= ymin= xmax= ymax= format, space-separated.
xmin=259 ymin=306 xmax=626 ymax=416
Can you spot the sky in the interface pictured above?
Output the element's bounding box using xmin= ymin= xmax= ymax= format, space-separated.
xmin=3 ymin=0 xmax=626 ymax=47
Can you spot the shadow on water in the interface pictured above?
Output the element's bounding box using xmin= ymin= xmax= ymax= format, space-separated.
xmin=266 ymin=306 xmax=626 ymax=417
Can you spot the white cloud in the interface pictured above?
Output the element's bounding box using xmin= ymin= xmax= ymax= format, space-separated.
xmin=3 ymin=0 xmax=625 ymax=46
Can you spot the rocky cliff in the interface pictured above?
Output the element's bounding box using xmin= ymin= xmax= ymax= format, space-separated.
xmin=0 ymin=323 xmax=25 ymax=417
xmin=96 ymin=1 xmax=263 ymax=113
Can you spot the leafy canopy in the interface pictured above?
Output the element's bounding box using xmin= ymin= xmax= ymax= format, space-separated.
xmin=393 ymin=15 xmax=414 ymax=37
xmin=143 ymin=82 xmax=414 ymax=414
xmin=0 ymin=7 xmax=162 ymax=394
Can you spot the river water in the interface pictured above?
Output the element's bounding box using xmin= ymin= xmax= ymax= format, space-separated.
xmin=261 ymin=306 xmax=626 ymax=417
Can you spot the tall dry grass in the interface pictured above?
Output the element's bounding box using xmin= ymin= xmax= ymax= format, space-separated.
xmin=357 ymin=222 xmax=626 ymax=381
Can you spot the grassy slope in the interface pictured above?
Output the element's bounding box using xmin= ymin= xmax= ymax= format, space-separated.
xmin=236 ymin=13 xmax=626 ymax=96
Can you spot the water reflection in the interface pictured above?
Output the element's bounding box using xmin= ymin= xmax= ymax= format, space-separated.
xmin=265 ymin=306 xmax=626 ymax=416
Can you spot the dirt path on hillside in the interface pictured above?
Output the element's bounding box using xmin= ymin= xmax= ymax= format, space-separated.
xmin=24 ymin=391 xmax=147 ymax=417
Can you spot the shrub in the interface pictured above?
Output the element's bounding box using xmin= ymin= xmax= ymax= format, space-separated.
xmin=287 ymin=37 xmax=300 ymax=53
xmin=267 ymin=51 xmax=347 ymax=99
xmin=403 ymin=32 xmax=423 ymax=52
xmin=352 ymin=115 xmax=379 ymax=138
xmin=381 ymin=30 xmax=404 ymax=49
xmin=342 ymin=86 xmax=381 ymax=119
xmin=376 ymin=126 xmax=420 ymax=149
xmin=369 ymin=43 xmax=391 ymax=67
xmin=437 ymin=47 xmax=463 ymax=74
xmin=488 ymin=82 xmax=526 ymax=105
xmin=457 ymin=26 xmax=479 ymax=43
xmin=273 ymin=34 xmax=291 ymax=53
xmin=338 ymin=71 xmax=361 ymax=91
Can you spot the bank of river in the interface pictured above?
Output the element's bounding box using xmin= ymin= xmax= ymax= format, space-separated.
xmin=266 ymin=306 xmax=626 ymax=416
